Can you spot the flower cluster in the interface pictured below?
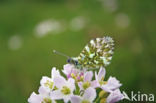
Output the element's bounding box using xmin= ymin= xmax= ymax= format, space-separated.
xmin=28 ymin=64 xmax=125 ymax=103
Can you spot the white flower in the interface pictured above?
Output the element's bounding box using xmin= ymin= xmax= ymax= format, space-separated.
xmin=70 ymin=16 xmax=88 ymax=31
xmin=71 ymin=87 xmax=96 ymax=103
xmin=40 ymin=67 xmax=60 ymax=91
xmin=35 ymin=19 xmax=65 ymax=38
xmin=8 ymin=35 xmax=22 ymax=51
xmin=102 ymin=76 xmax=122 ymax=92
xmin=78 ymin=71 xmax=97 ymax=90
xmin=107 ymin=89 xmax=124 ymax=103
xmin=28 ymin=86 xmax=56 ymax=103
xmin=50 ymin=76 xmax=75 ymax=103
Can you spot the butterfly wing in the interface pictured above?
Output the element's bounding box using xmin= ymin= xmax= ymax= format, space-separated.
xmin=74 ymin=36 xmax=114 ymax=69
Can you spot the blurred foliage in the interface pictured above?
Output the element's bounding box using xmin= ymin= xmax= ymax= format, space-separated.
xmin=0 ymin=0 xmax=156 ymax=103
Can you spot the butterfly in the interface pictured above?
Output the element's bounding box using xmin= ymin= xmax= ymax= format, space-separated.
xmin=54 ymin=36 xmax=114 ymax=69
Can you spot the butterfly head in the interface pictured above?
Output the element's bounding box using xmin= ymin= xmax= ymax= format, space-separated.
xmin=53 ymin=50 xmax=81 ymax=68
xmin=67 ymin=58 xmax=79 ymax=65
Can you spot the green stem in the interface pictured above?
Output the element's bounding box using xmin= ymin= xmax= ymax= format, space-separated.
xmin=75 ymin=82 xmax=80 ymax=95
xmin=94 ymin=97 xmax=100 ymax=103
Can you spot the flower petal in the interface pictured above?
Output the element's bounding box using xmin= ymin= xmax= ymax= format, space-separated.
xmin=67 ymin=78 xmax=75 ymax=91
xmin=107 ymin=89 xmax=124 ymax=103
xmin=28 ymin=92 xmax=42 ymax=103
xmin=63 ymin=95 xmax=71 ymax=103
xmin=71 ymin=95 xmax=82 ymax=103
xmin=95 ymin=71 xmax=98 ymax=81
xmin=53 ymin=76 xmax=66 ymax=88
xmin=91 ymin=80 xmax=99 ymax=88
xmin=38 ymin=86 xmax=49 ymax=96
xmin=83 ymin=87 xmax=96 ymax=102
xmin=50 ymin=90 xmax=64 ymax=100
xmin=84 ymin=71 xmax=93 ymax=82
xmin=51 ymin=67 xmax=60 ymax=79
xmin=63 ymin=64 xmax=73 ymax=76
xmin=78 ymin=82 xmax=83 ymax=90
xmin=98 ymin=67 xmax=106 ymax=80
xmin=101 ymin=85 xmax=112 ymax=93
xmin=40 ymin=76 xmax=52 ymax=86
xmin=107 ymin=76 xmax=122 ymax=90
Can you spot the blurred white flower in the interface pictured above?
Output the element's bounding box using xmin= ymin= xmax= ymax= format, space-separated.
xmin=8 ymin=35 xmax=22 ymax=51
xmin=71 ymin=87 xmax=96 ymax=103
xmin=115 ymin=13 xmax=130 ymax=29
xmin=99 ymin=0 xmax=118 ymax=12
xmin=35 ymin=19 xmax=65 ymax=38
xmin=70 ymin=16 xmax=88 ymax=31
xmin=50 ymin=76 xmax=75 ymax=103
xmin=28 ymin=86 xmax=56 ymax=103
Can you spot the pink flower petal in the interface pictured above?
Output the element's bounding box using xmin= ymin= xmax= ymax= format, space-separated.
xmin=28 ymin=92 xmax=42 ymax=103
xmin=50 ymin=90 xmax=64 ymax=100
xmin=107 ymin=89 xmax=124 ymax=103
xmin=91 ymin=80 xmax=99 ymax=88
xmin=63 ymin=64 xmax=73 ymax=75
xmin=83 ymin=87 xmax=96 ymax=101
xmin=98 ymin=67 xmax=106 ymax=80
xmin=84 ymin=71 xmax=93 ymax=82
xmin=78 ymin=82 xmax=83 ymax=90
xmin=107 ymin=76 xmax=122 ymax=90
xmin=38 ymin=86 xmax=49 ymax=95
xmin=53 ymin=76 xmax=66 ymax=88
xmin=71 ymin=95 xmax=81 ymax=103
xmin=67 ymin=78 xmax=75 ymax=91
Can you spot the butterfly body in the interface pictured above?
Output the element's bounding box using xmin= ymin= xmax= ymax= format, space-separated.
xmin=67 ymin=36 xmax=114 ymax=69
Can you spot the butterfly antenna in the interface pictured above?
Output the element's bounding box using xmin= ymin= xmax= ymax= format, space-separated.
xmin=53 ymin=50 xmax=70 ymax=58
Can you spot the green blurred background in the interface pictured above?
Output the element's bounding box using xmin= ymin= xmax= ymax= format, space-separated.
xmin=0 ymin=0 xmax=156 ymax=103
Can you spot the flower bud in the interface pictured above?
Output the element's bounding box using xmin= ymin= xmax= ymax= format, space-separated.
xmin=100 ymin=98 xmax=107 ymax=103
xmin=99 ymin=90 xmax=109 ymax=98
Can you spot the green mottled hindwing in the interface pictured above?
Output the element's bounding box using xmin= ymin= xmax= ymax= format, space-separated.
xmin=73 ymin=36 xmax=114 ymax=69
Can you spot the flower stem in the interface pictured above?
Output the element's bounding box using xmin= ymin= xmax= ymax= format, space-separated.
xmin=94 ymin=96 xmax=100 ymax=103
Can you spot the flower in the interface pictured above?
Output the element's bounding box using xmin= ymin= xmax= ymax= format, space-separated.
xmin=35 ymin=19 xmax=65 ymax=38
xmin=29 ymin=66 xmax=124 ymax=103
xmin=63 ymin=64 xmax=75 ymax=77
xmin=50 ymin=75 xmax=75 ymax=103
xmin=94 ymin=67 xmax=122 ymax=92
xmin=70 ymin=16 xmax=88 ymax=31
xmin=101 ymin=76 xmax=122 ymax=92
xmin=78 ymin=71 xmax=97 ymax=90
xmin=107 ymin=89 xmax=124 ymax=103
xmin=28 ymin=86 xmax=56 ymax=103
xmin=28 ymin=67 xmax=60 ymax=103
xmin=71 ymin=87 xmax=96 ymax=103
xmin=40 ymin=67 xmax=60 ymax=91
xmin=94 ymin=67 xmax=106 ymax=87
xmin=63 ymin=64 xmax=84 ymax=82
